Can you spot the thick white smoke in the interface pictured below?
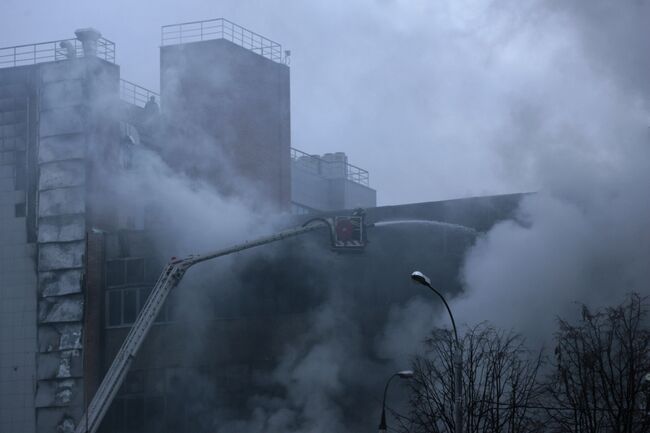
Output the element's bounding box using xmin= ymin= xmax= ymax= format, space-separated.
xmin=9 ymin=1 xmax=648 ymax=432
xmin=450 ymin=0 xmax=650 ymax=343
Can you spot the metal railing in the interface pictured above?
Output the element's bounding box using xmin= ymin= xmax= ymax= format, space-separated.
xmin=347 ymin=162 xmax=370 ymax=186
xmin=291 ymin=147 xmax=370 ymax=187
xmin=161 ymin=18 xmax=283 ymax=63
xmin=120 ymin=79 xmax=159 ymax=108
xmin=0 ymin=37 xmax=115 ymax=69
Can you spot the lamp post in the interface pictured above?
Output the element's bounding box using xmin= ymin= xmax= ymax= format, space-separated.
xmin=411 ymin=271 xmax=463 ymax=433
xmin=378 ymin=370 xmax=414 ymax=433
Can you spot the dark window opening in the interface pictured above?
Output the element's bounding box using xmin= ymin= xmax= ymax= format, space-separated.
xmin=125 ymin=397 xmax=144 ymax=432
xmin=108 ymin=290 xmax=122 ymax=327
xmin=14 ymin=202 xmax=25 ymax=217
xmin=126 ymin=258 xmax=145 ymax=284
xmin=139 ymin=287 xmax=152 ymax=313
xmin=107 ymin=260 xmax=126 ymax=287
xmin=107 ymin=286 xmax=161 ymax=328
xmin=123 ymin=289 xmax=138 ymax=324
xmin=14 ymin=150 xmax=25 ymax=191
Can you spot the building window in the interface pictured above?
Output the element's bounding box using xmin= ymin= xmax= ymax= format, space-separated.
xmin=14 ymin=150 xmax=25 ymax=190
xmin=105 ymin=257 xmax=170 ymax=328
xmin=106 ymin=286 xmax=176 ymax=328
xmin=107 ymin=368 xmax=200 ymax=433
xmin=106 ymin=258 xmax=147 ymax=287
xmin=290 ymin=201 xmax=314 ymax=215
xmin=14 ymin=202 xmax=25 ymax=217
xmin=106 ymin=396 xmax=147 ymax=433
xmin=108 ymin=290 xmax=122 ymax=327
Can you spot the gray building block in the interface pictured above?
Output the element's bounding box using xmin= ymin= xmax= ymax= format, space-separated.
xmin=37 ymin=215 xmax=86 ymax=243
xmin=36 ymin=350 xmax=82 ymax=380
xmin=34 ymin=378 xmax=82 ymax=408
xmin=38 ymin=241 xmax=84 ymax=271
xmin=38 ymin=160 xmax=85 ymax=191
xmin=40 ymin=80 xmax=85 ymax=111
xmin=40 ymin=61 xmax=85 ymax=83
xmin=38 ymin=295 xmax=84 ymax=324
xmin=36 ymin=407 xmax=81 ymax=433
xmin=39 ymin=269 xmax=83 ymax=297
xmin=38 ymin=134 xmax=86 ymax=164
xmin=39 ymin=107 xmax=85 ymax=137
xmin=38 ymin=187 xmax=85 ymax=217
xmin=37 ymin=324 xmax=82 ymax=353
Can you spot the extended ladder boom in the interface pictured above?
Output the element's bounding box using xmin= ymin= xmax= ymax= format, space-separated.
xmin=76 ymin=221 xmax=328 ymax=433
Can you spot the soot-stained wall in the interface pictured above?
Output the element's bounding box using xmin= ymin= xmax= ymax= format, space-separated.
xmin=97 ymin=194 xmax=522 ymax=433
xmin=160 ymin=39 xmax=291 ymax=209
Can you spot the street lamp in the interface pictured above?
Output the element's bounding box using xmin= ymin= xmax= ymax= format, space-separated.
xmin=411 ymin=271 xmax=463 ymax=433
xmin=378 ymin=370 xmax=414 ymax=433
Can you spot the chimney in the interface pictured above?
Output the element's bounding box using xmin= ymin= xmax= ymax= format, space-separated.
xmin=74 ymin=28 xmax=102 ymax=57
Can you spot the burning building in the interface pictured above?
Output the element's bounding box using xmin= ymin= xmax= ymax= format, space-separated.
xmin=0 ymin=18 xmax=520 ymax=433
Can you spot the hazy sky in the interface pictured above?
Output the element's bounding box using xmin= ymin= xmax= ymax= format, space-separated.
xmin=0 ymin=1 xmax=648 ymax=207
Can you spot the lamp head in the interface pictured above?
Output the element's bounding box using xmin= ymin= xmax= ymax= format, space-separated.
xmin=411 ymin=271 xmax=431 ymax=287
xmin=397 ymin=370 xmax=414 ymax=379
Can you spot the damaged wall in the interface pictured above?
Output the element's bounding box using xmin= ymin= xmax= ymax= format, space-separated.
xmin=160 ymin=38 xmax=291 ymax=209
xmin=34 ymin=55 xmax=120 ymax=433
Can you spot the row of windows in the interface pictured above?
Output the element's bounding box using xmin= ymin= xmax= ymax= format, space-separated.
xmin=108 ymin=369 xmax=186 ymax=433
xmin=105 ymin=395 xmax=163 ymax=433
xmin=290 ymin=201 xmax=314 ymax=215
xmin=0 ymin=136 xmax=26 ymax=151
xmin=105 ymin=285 xmax=326 ymax=329
xmin=107 ymin=367 xmax=252 ymax=433
xmin=106 ymin=257 xmax=161 ymax=288
xmin=0 ymin=123 xmax=27 ymax=139
xmin=0 ymin=150 xmax=15 ymax=163
xmin=0 ymin=98 xmax=28 ymax=112
xmin=0 ymin=110 xmax=27 ymax=126
xmin=106 ymin=287 xmax=177 ymax=328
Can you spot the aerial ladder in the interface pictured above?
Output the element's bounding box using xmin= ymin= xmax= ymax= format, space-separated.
xmin=75 ymin=214 xmax=366 ymax=433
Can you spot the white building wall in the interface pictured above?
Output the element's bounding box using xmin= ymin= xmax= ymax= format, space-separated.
xmin=0 ymin=81 xmax=37 ymax=433
xmin=291 ymin=164 xmax=331 ymax=211
xmin=290 ymin=152 xmax=377 ymax=212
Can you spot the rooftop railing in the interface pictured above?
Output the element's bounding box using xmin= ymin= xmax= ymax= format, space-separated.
xmin=0 ymin=37 xmax=115 ymax=69
xmin=291 ymin=147 xmax=370 ymax=187
xmin=120 ymin=79 xmax=159 ymax=108
xmin=161 ymin=18 xmax=284 ymax=63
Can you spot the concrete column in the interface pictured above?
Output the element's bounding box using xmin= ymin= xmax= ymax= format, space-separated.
xmin=35 ymin=52 xmax=120 ymax=433
xmin=35 ymin=57 xmax=88 ymax=433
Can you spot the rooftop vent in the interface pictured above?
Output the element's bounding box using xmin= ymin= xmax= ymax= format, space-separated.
xmin=74 ymin=28 xmax=102 ymax=57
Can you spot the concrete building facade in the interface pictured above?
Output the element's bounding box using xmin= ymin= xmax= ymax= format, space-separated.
xmin=0 ymin=61 xmax=39 ymax=433
xmin=0 ymin=19 xmax=381 ymax=433
xmin=290 ymin=148 xmax=376 ymax=213
xmin=0 ymin=18 xmax=519 ymax=433
xmin=0 ymin=29 xmax=124 ymax=433
xmin=159 ymin=19 xmax=292 ymax=209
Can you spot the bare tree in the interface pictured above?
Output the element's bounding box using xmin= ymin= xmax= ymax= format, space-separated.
xmin=545 ymin=293 xmax=650 ymax=433
xmin=402 ymin=323 xmax=544 ymax=433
